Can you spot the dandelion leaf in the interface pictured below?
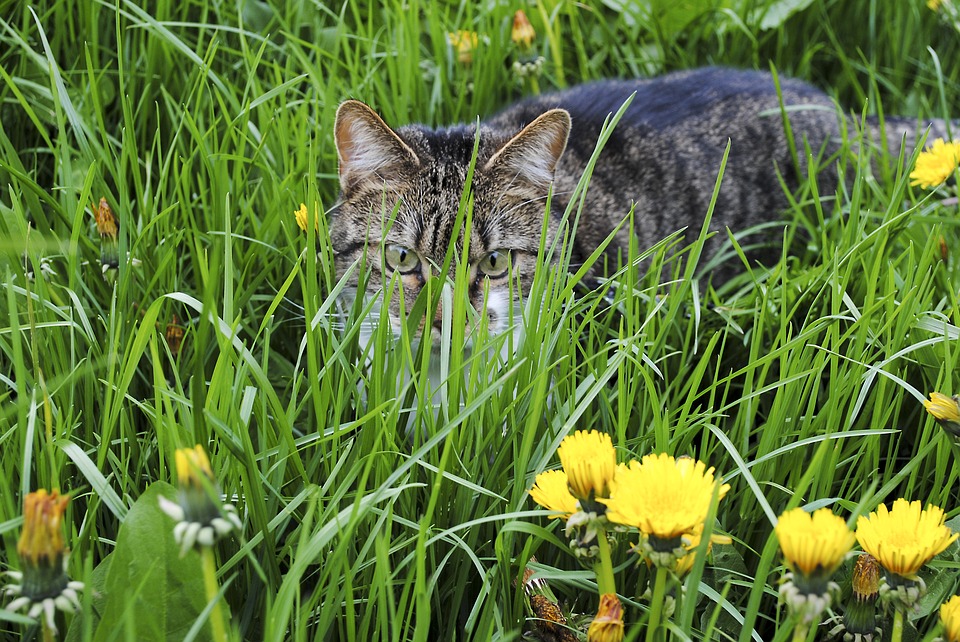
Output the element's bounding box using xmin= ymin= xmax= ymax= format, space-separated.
xmin=90 ymin=482 xmax=207 ymax=641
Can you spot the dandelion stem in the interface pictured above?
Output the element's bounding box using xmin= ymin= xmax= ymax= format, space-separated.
xmin=645 ymin=565 xmax=668 ymax=642
xmin=42 ymin=621 xmax=54 ymax=642
xmin=790 ymin=622 xmax=808 ymax=642
xmin=892 ymin=608 xmax=904 ymax=642
xmin=594 ymin=527 xmax=617 ymax=596
xmin=201 ymin=547 xmax=229 ymax=642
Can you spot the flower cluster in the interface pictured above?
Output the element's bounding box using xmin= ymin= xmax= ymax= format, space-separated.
xmin=530 ymin=431 xmax=729 ymax=641
xmin=776 ymin=496 xmax=957 ymax=641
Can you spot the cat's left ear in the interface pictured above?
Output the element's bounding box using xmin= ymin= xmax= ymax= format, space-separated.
xmin=484 ymin=109 xmax=571 ymax=188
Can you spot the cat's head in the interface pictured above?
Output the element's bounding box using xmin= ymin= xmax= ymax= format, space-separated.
xmin=330 ymin=100 xmax=570 ymax=344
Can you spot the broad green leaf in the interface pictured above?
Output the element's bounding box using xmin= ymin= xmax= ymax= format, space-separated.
xmin=92 ymin=482 xmax=208 ymax=642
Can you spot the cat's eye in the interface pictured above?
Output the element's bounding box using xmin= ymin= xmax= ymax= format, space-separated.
xmin=384 ymin=245 xmax=421 ymax=274
xmin=477 ymin=250 xmax=512 ymax=279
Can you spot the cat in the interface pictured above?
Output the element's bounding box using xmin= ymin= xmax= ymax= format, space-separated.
xmin=329 ymin=67 xmax=937 ymax=347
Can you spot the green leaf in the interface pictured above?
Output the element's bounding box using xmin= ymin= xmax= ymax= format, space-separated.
xmin=91 ymin=482 xmax=208 ymax=642
xmin=758 ymin=0 xmax=817 ymax=31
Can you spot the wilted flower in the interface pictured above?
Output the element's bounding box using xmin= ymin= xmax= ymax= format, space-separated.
xmin=158 ymin=445 xmax=242 ymax=556
xmin=2 ymin=490 xmax=84 ymax=634
xmin=924 ymin=392 xmax=960 ymax=437
xmin=93 ymin=197 xmax=119 ymax=271
xmin=909 ymin=137 xmax=960 ymax=188
xmin=587 ymin=593 xmax=624 ymax=642
xmin=511 ymin=10 xmax=536 ymax=50
xmin=165 ymin=314 xmax=184 ymax=357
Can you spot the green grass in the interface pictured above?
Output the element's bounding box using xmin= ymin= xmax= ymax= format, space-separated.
xmin=2 ymin=0 xmax=960 ymax=640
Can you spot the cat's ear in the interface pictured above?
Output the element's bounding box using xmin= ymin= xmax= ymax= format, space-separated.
xmin=335 ymin=100 xmax=420 ymax=191
xmin=484 ymin=109 xmax=570 ymax=188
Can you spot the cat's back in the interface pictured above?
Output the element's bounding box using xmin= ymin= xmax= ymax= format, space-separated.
xmin=486 ymin=67 xmax=836 ymax=139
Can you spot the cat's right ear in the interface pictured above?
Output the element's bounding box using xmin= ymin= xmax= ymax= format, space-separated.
xmin=334 ymin=101 xmax=420 ymax=191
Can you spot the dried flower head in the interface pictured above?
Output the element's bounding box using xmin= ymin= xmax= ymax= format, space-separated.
xmin=587 ymin=593 xmax=624 ymax=642
xmin=511 ymin=10 xmax=536 ymax=50
xmin=2 ymin=490 xmax=84 ymax=633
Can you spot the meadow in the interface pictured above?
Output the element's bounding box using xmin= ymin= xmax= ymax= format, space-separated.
xmin=1 ymin=0 xmax=960 ymax=640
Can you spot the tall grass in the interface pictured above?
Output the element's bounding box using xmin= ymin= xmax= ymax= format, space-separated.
xmin=1 ymin=0 xmax=959 ymax=640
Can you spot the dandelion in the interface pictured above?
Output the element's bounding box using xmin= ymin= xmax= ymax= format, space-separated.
xmin=2 ymin=490 xmax=84 ymax=636
xmin=157 ymin=445 xmax=242 ymax=557
xmin=672 ymin=522 xmax=733 ymax=576
xmin=856 ymin=499 xmax=956 ymax=580
xmin=530 ymin=469 xmax=578 ymax=519
xmin=601 ymin=453 xmax=729 ymax=561
xmin=928 ymin=0 xmax=943 ymax=10
xmin=776 ymin=507 xmax=855 ymax=579
xmin=294 ymin=202 xmax=320 ymax=233
xmin=448 ymin=30 xmax=479 ymax=64
xmin=165 ymin=314 xmax=185 ymax=357
xmin=775 ymin=507 xmax=855 ymax=628
xmin=826 ymin=554 xmax=882 ymax=642
xmin=941 ymin=595 xmax=960 ymax=642
xmin=856 ymin=498 xmax=957 ymax=640
xmin=511 ymin=10 xmax=536 ymax=50
xmin=924 ymin=391 xmax=960 ymax=438
xmin=587 ymin=593 xmax=624 ymax=642
xmin=158 ymin=445 xmax=240 ymax=642
xmin=93 ymin=197 xmax=119 ymax=272
xmin=517 ymin=563 xmax=573 ymax=642
xmin=556 ymin=430 xmax=617 ymax=501
xmin=909 ymin=137 xmax=960 ymax=188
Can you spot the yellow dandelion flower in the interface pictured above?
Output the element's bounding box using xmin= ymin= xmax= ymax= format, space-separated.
xmin=175 ymin=444 xmax=214 ymax=490
xmin=600 ymin=453 xmax=730 ymax=541
xmin=511 ymin=10 xmax=536 ymax=50
xmin=775 ymin=507 xmax=855 ymax=577
xmin=924 ymin=392 xmax=960 ymax=437
xmin=529 ymin=470 xmax=578 ymax=519
xmin=294 ymin=202 xmax=321 ymax=233
xmin=856 ymin=498 xmax=958 ymax=578
xmin=909 ymin=138 xmax=960 ymax=189
xmin=448 ymin=30 xmax=479 ymax=64
xmin=928 ymin=0 xmax=943 ymax=10
xmin=587 ymin=593 xmax=624 ymax=642
xmin=673 ymin=523 xmax=733 ymax=576
xmin=556 ymin=430 xmax=617 ymax=501
xmin=941 ymin=595 xmax=960 ymax=642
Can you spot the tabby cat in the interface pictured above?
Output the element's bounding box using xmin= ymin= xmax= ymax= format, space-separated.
xmin=330 ymin=67 xmax=932 ymax=345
